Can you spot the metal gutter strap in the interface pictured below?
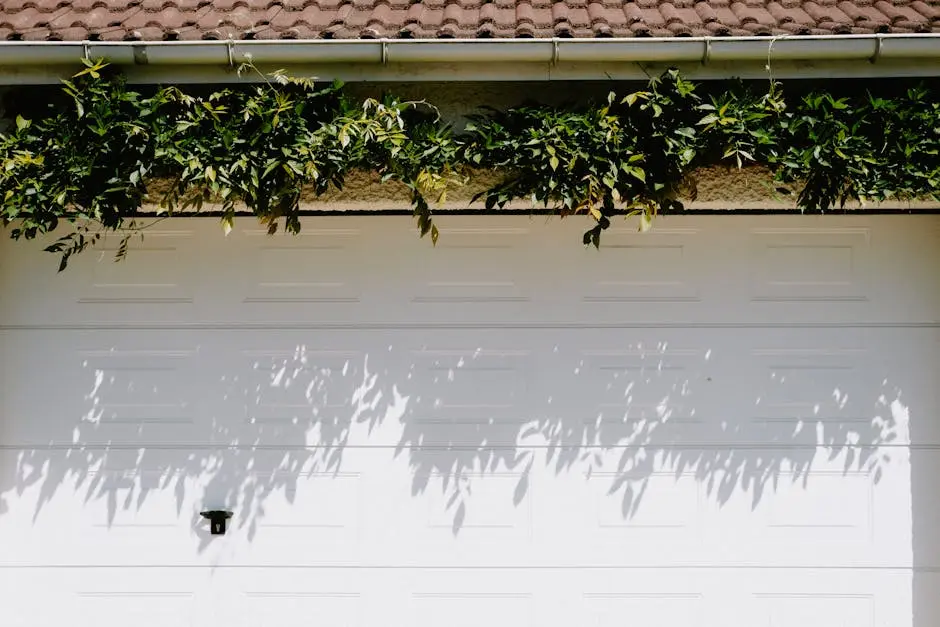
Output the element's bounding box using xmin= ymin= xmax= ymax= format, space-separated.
xmin=1 ymin=34 xmax=939 ymax=68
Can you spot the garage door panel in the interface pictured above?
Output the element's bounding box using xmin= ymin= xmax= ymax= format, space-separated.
xmin=69 ymin=570 xmax=214 ymax=627
xmin=0 ymin=447 xmax=364 ymax=567
xmin=421 ymin=471 xmax=529 ymax=531
xmin=398 ymin=570 xmax=595 ymax=627
xmin=0 ymin=448 xmax=220 ymax=566
xmin=740 ymin=569 xmax=911 ymax=627
xmin=863 ymin=327 xmax=940 ymax=446
xmin=587 ymin=470 xmax=704 ymax=530
xmin=1 ymin=443 xmax=909 ymax=568
xmin=572 ymin=225 xmax=706 ymax=305
xmin=531 ymin=467 xmax=709 ymax=565
xmin=409 ymin=590 xmax=534 ymax=627
xmin=3 ymin=215 xmax=936 ymax=327
xmin=567 ymin=344 xmax=705 ymax=431
xmin=216 ymin=569 xmax=375 ymax=627
xmin=0 ymin=569 xmax=216 ymax=627
xmin=406 ymin=225 xmax=536 ymax=317
xmin=0 ymin=227 xmax=211 ymax=326
xmin=231 ymin=344 xmax=376 ymax=448
xmin=727 ymin=454 xmax=913 ymax=567
xmin=208 ymin=330 xmax=543 ymax=449
xmin=538 ymin=570 xmax=725 ymax=627
xmin=559 ymin=576 xmax=728 ymax=627
xmin=76 ymin=347 xmax=199 ymax=431
xmin=540 ymin=330 xmax=714 ymax=456
xmin=747 ymin=225 xmax=872 ymax=303
xmin=755 ymin=593 xmax=875 ymax=627
xmin=210 ymin=332 xmax=412 ymax=452
xmin=403 ymin=347 xmax=534 ymax=447
xmin=582 ymin=591 xmax=706 ymax=627
xmin=0 ymin=568 xmax=910 ymax=627
xmin=240 ymin=227 xmax=366 ymax=307
xmin=217 ymin=569 xmax=721 ymax=627
xmin=731 ymin=215 xmax=939 ymax=324
xmin=362 ymin=463 xmax=536 ymax=567
xmin=544 ymin=327 xmax=901 ymax=451
xmin=212 ymin=451 xmax=362 ymax=562
xmin=712 ymin=466 xmax=880 ymax=565
xmin=216 ymin=569 xmax=543 ymax=627
xmin=525 ymin=443 xmax=909 ymax=567
xmin=0 ymin=331 xmax=208 ymax=446
xmin=76 ymin=231 xmax=198 ymax=306
xmin=736 ymin=335 xmax=901 ymax=454
xmin=1 ymin=215 xmax=936 ymax=627
xmin=0 ymin=331 xmax=100 ymax=443
xmin=573 ymin=570 xmax=908 ymax=627
xmin=0 ymin=329 xmax=410 ymax=448
xmin=240 ymin=590 xmax=363 ymax=627
xmin=229 ymin=473 xmax=364 ymax=566
xmin=72 ymin=589 xmax=197 ymax=627
xmin=543 ymin=220 xmax=728 ymax=325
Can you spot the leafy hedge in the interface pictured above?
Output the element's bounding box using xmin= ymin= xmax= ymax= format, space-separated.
xmin=2 ymin=60 xmax=938 ymax=269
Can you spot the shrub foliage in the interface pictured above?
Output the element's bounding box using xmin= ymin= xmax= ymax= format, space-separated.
xmin=2 ymin=60 xmax=938 ymax=269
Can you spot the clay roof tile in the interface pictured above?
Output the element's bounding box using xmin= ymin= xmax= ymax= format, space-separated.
xmin=0 ymin=0 xmax=930 ymax=39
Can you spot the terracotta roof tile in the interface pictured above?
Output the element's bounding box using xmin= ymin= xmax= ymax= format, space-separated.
xmin=0 ymin=0 xmax=936 ymax=39
xmin=914 ymin=0 xmax=940 ymax=17
xmin=714 ymin=5 xmax=740 ymax=23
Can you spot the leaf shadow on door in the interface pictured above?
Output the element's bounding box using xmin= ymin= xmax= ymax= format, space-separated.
xmin=0 ymin=331 xmax=909 ymax=550
xmin=397 ymin=334 xmax=907 ymax=535
xmin=2 ymin=339 xmax=406 ymax=553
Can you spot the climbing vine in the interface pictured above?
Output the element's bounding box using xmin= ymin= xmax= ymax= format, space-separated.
xmin=1 ymin=59 xmax=938 ymax=269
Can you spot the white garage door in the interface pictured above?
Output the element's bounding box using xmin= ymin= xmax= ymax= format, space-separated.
xmin=1 ymin=215 xmax=938 ymax=627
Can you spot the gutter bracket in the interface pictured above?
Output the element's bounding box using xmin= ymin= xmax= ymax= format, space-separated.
xmin=702 ymin=38 xmax=712 ymax=65
xmin=551 ymin=38 xmax=560 ymax=65
xmin=81 ymin=41 xmax=90 ymax=63
xmin=226 ymin=39 xmax=236 ymax=68
xmin=381 ymin=40 xmax=388 ymax=65
xmin=870 ymin=34 xmax=883 ymax=64
xmin=132 ymin=45 xmax=148 ymax=65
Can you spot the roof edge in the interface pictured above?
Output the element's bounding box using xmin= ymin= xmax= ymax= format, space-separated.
xmin=1 ymin=34 xmax=939 ymax=84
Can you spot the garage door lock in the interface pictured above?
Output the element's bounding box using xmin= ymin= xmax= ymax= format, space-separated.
xmin=200 ymin=510 xmax=233 ymax=535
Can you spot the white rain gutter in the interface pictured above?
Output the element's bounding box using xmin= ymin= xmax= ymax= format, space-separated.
xmin=0 ymin=34 xmax=937 ymax=83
